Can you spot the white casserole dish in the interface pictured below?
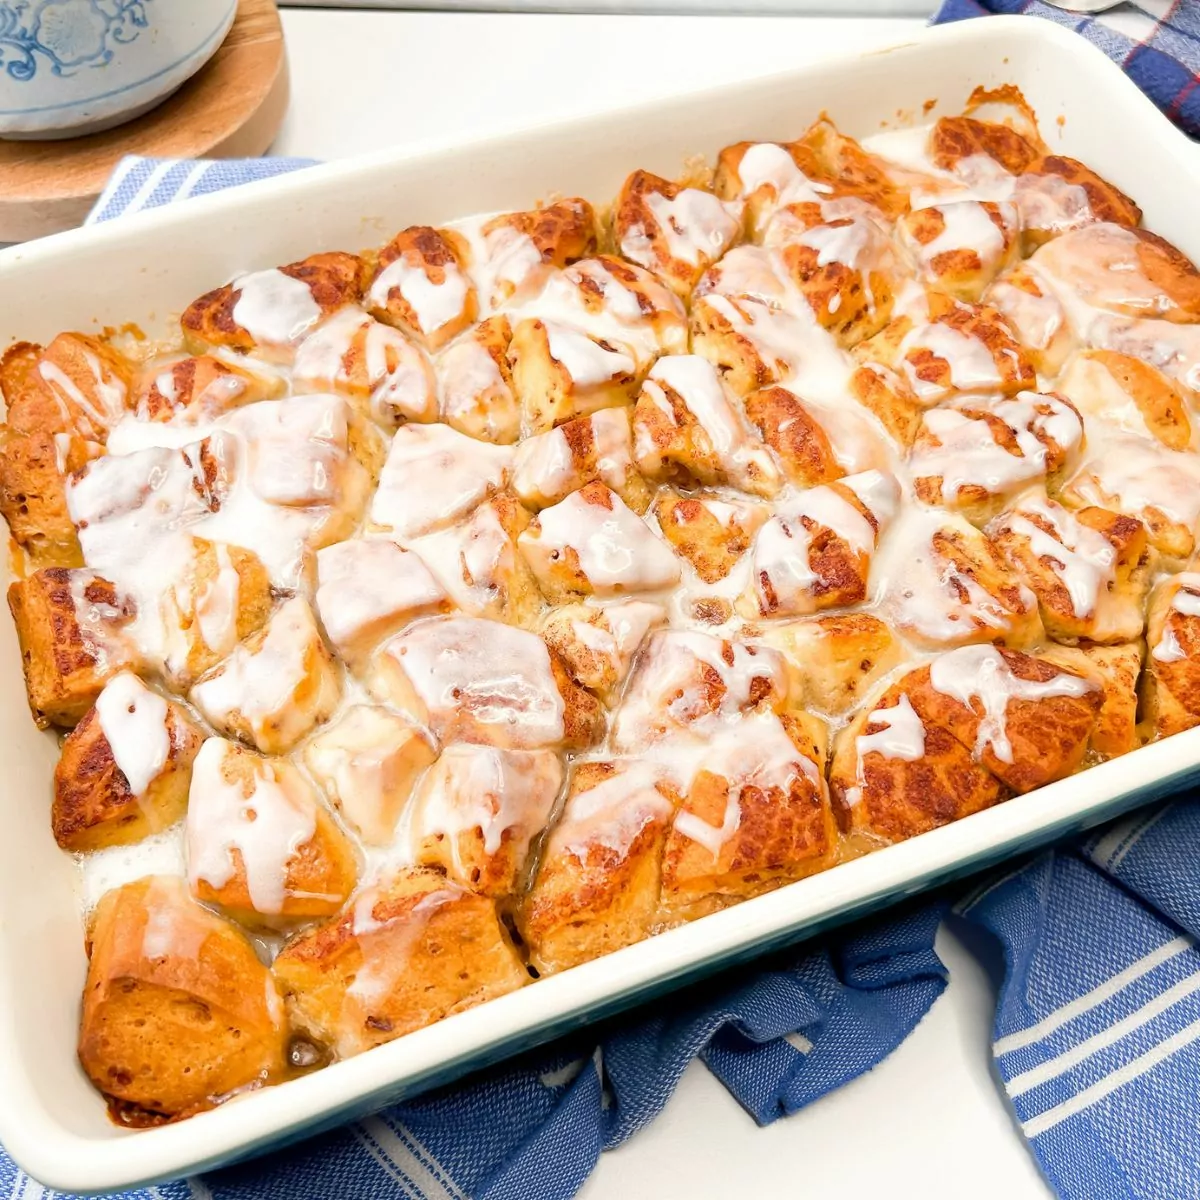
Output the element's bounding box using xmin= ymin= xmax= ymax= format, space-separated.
xmin=3 ymin=15 xmax=1200 ymax=1193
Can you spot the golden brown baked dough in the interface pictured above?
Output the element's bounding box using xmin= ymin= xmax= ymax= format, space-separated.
xmin=9 ymin=567 xmax=139 ymax=728
xmin=521 ymin=760 xmax=678 ymax=974
xmin=274 ymin=867 xmax=528 ymax=1056
xmin=136 ymin=354 xmax=284 ymax=423
xmin=186 ymin=738 xmax=358 ymax=926
xmin=304 ymin=705 xmax=436 ymax=845
xmin=367 ymin=226 xmax=478 ymax=351
xmin=613 ymin=170 xmax=743 ymax=298
xmin=181 ymin=252 xmax=368 ymax=359
xmin=655 ymin=491 xmax=767 ymax=584
xmin=1 ymin=333 xmax=133 ymax=443
xmin=53 ymin=673 xmax=204 ymax=851
xmin=79 ymin=876 xmax=285 ymax=1117
xmin=658 ymin=710 xmax=834 ymax=922
xmin=17 ymin=89 xmax=1200 ymax=1121
xmin=412 ymin=744 xmax=564 ymax=898
xmin=0 ymin=427 xmax=95 ymax=567
xmin=1143 ymin=573 xmax=1200 ymax=736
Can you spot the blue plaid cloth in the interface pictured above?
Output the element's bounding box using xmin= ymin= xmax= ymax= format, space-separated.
xmin=7 ymin=17 xmax=1200 ymax=1187
xmin=932 ymin=1 xmax=1200 ymax=138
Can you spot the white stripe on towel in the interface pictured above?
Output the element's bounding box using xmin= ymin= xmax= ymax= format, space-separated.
xmin=995 ymin=935 xmax=1194 ymax=1055
xmin=1022 ymin=1015 xmax=1200 ymax=1138
xmin=354 ymin=1116 xmax=460 ymax=1200
xmin=124 ymin=160 xmax=178 ymax=217
xmin=1007 ymin=968 xmax=1200 ymax=1096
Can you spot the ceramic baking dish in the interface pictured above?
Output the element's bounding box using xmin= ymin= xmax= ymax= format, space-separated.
xmin=3 ymin=15 xmax=1200 ymax=1193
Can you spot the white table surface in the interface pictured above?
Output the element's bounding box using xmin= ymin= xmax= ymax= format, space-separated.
xmin=275 ymin=8 xmax=1053 ymax=1198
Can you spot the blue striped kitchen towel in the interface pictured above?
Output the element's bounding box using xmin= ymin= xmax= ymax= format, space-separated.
xmin=932 ymin=1 xmax=1200 ymax=138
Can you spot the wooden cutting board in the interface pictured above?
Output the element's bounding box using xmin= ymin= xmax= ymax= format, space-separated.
xmin=0 ymin=0 xmax=288 ymax=243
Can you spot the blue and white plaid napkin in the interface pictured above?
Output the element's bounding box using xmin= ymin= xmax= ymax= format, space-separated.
xmin=6 ymin=9 xmax=1200 ymax=1195
xmin=932 ymin=0 xmax=1200 ymax=138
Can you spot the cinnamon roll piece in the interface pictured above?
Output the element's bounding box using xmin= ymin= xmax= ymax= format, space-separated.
xmin=1015 ymin=156 xmax=1141 ymax=253
xmin=1143 ymin=572 xmax=1200 ymax=736
xmin=473 ymin=198 xmax=599 ymax=309
xmin=368 ymin=422 xmax=514 ymax=540
xmin=369 ymin=615 xmax=604 ymax=750
xmin=540 ymin=599 xmax=665 ymax=703
xmin=409 ymin=492 xmax=544 ymax=628
xmin=898 ymin=200 xmax=1020 ymax=302
xmin=518 ymin=482 xmax=680 ymax=602
xmin=367 ymin=226 xmax=478 ymax=351
xmin=744 ymin=470 xmax=899 ymax=618
xmin=983 ymin=264 xmax=1076 ymax=377
xmin=614 ymin=169 xmax=743 ymax=298
xmin=632 ymin=354 xmax=782 ymax=497
xmin=181 ymin=252 xmax=368 ymax=361
xmin=760 ymin=613 xmax=905 ymax=717
xmin=910 ymin=391 xmax=1085 ymax=523
xmin=852 ymin=292 xmax=1035 ymax=406
xmin=987 ymin=498 xmax=1150 ymax=644
xmin=8 ymin=567 xmax=140 ymax=728
xmin=53 ymin=672 xmax=204 ymax=852
xmin=513 ymin=406 xmax=652 ymax=513
xmin=1040 ymin=641 xmax=1143 ymax=758
xmin=655 ymin=492 xmax=768 ymax=585
xmin=315 ymin=538 xmax=450 ymax=666
xmin=292 ymin=308 xmax=437 ymax=427
xmin=520 ymin=759 xmax=678 ymax=974
xmin=304 ymin=706 xmax=436 ymax=845
xmin=1 ymin=332 xmax=133 ymax=443
xmin=412 ymin=744 xmax=564 ymax=898
xmin=274 ymin=867 xmax=528 ymax=1057
xmin=186 ymin=738 xmax=357 ymax=927
xmin=190 ymin=597 xmax=341 ymax=756
xmin=136 ymin=354 xmax=283 ymax=424
xmin=436 ymin=316 xmax=522 ymax=445
xmin=659 ymin=709 xmax=834 ymax=923
xmin=611 ymin=628 xmax=789 ymax=753
xmin=79 ymin=877 xmax=286 ymax=1118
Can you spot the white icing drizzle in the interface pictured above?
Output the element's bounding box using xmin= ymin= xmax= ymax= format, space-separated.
xmin=370 ymin=423 xmax=513 ymax=539
xmin=194 ymin=543 xmax=241 ymax=659
xmin=371 ymin=616 xmax=566 ymax=749
xmin=369 ymin=250 xmax=472 ymax=340
xmin=519 ymin=486 xmax=680 ymax=595
xmin=414 ymin=744 xmax=563 ymax=862
xmin=639 ymin=354 xmax=780 ymax=492
xmin=185 ymin=738 xmax=321 ymax=915
xmin=316 ymin=538 xmax=446 ymax=661
xmin=39 ymin=351 xmax=126 ymax=435
xmin=512 ymin=407 xmax=636 ymax=508
xmin=992 ymin=497 xmax=1116 ymax=619
xmin=622 ymin=186 xmax=742 ymax=269
xmin=928 ymin=645 xmax=1094 ymax=763
xmin=543 ymin=320 xmax=635 ymax=386
xmin=612 ymin=629 xmax=788 ymax=752
xmin=408 ymin=499 xmax=520 ymax=615
xmin=94 ymin=672 xmax=170 ymax=799
xmin=230 ymin=268 xmax=322 ymax=346
xmin=911 ymin=392 xmax=1083 ymax=502
xmin=292 ymin=307 xmax=437 ymax=425
xmin=843 ymin=693 xmax=926 ymax=808
xmin=1152 ymin=574 xmax=1200 ymax=663
xmin=190 ymin=597 xmax=339 ymax=751
xmin=750 ymin=471 xmax=895 ymax=614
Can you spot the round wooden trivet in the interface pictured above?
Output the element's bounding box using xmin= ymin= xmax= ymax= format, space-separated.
xmin=0 ymin=0 xmax=288 ymax=243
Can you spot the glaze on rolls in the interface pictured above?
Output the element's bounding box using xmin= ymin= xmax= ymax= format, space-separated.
xmin=8 ymin=83 xmax=1200 ymax=1125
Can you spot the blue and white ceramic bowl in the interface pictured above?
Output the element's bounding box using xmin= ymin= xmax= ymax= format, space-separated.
xmin=0 ymin=0 xmax=236 ymax=140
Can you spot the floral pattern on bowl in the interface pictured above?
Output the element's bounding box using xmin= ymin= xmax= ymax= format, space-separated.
xmin=0 ymin=0 xmax=236 ymax=140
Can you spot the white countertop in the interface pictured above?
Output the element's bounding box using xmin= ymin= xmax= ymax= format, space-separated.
xmin=275 ymin=9 xmax=1053 ymax=1198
